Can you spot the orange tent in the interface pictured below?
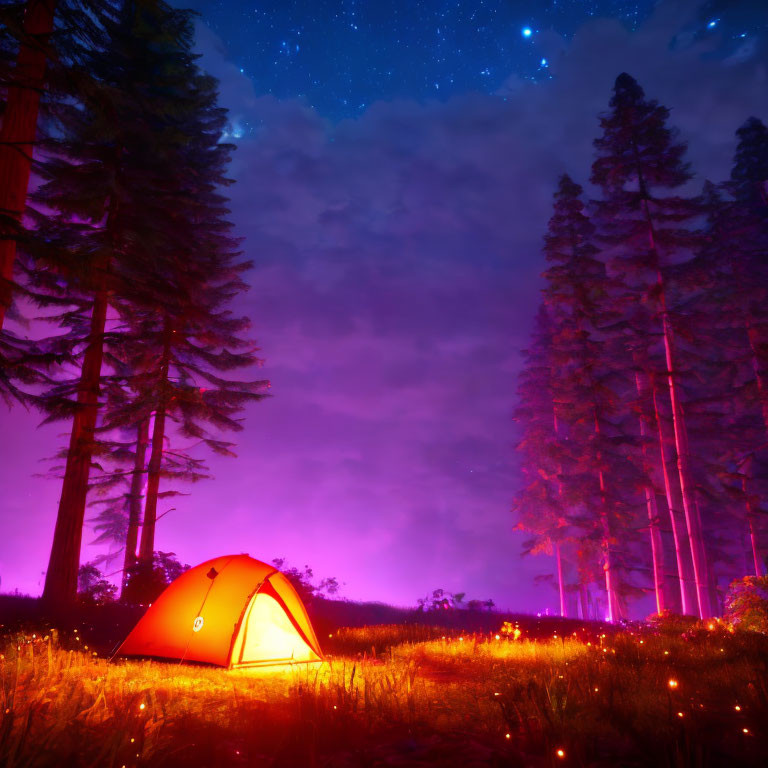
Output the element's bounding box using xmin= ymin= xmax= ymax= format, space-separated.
xmin=117 ymin=555 xmax=323 ymax=668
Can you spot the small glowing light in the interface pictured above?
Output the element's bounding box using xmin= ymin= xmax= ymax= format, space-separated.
xmin=735 ymin=705 xmax=741 ymax=711
xmin=333 ymin=705 xmax=337 ymax=709
xmin=540 ymin=58 xmax=547 ymax=67
xmin=522 ymin=27 xmax=532 ymax=38
xmin=664 ymin=651 xmax=669 ymax=655
xmin=707 ymin=19 xmax=718 ymax=28
xmin=743 ymin=728 xmax=749 ymax=734
xmin=708 ymin=623 xmax=714 ymax=630
xmin=639 ymin=640 xmax=643 ymax=644
xmin=130 ymin=738 xmax=135 ymax=743
xmin=328 ymin=634 xmax=333 ymax=638
xmin=193 ymin=616 xmax=204 ymax=632
xmin=677 ymin=712 xmax=684 ymax=718
xmin=494 ymin=692 xmax=501 ymax=696
xmin=556 ymin=748 xmax=565 ymax=758
xmin=139 ymin=703 xmax=146 ymax=711
xmin=594 ymin=687 xmax=598 ymax=692
xmin=668 ymin=679 xmax=678 ymax=689
xmin=505 ymin=733 xmax=511 ymax=740
xmin=495 ymin=634 xmax=500 ymax=640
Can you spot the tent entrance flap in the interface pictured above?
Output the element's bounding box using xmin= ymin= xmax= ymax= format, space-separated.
xmin=230 ymin=590 xmax=319 ymax=666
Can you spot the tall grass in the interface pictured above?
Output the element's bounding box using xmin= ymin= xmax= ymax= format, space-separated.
xmin=1 ymin=624 xmax=766 ymax=766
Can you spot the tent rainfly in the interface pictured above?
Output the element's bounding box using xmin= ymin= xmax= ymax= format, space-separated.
xmin=117 ymin=555 xmax=323 ymax=668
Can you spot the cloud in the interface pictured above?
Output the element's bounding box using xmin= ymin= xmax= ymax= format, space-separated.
xmin=182 ymin=1 xmax=765 ymax=610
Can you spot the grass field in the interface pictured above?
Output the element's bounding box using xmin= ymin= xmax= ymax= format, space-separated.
xmin=1 ymin=619 xmax=766 ymax=767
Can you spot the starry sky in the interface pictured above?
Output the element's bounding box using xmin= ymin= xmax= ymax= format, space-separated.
xmin=1 ymin=0 xmax=767 ymax=614
xmin=184 ymin=0 xmax=655 ymax=121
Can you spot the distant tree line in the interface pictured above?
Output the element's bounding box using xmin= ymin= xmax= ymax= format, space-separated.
xmin=417 ymin=588 xmax=496 ymax=612
xmin=0 ymin=0 xmax=267 ymax=606
xmin=515 ymin=73 xmax=768 ymax=621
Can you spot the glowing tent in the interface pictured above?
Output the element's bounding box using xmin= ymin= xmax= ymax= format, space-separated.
xmin=117 ymin=555 xmax=323 ymax=668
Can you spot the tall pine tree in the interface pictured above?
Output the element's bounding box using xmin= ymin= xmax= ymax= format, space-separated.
xmin=590 ymin=73 xmax=714 ymax=618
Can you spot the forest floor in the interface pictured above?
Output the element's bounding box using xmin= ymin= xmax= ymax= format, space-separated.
xmin=1 ymin=600 xmax=767 ymax=767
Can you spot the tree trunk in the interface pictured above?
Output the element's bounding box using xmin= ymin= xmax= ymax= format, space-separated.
xmin=652 ymin=377 xmax=692 ymax=614
xmin=634 ymin=370 xmax=666 ymax=614
xmin=0 ymin=0 xmax=58 ymax=328
xmin=593 ymin=411 xmax=618 ymax=622
xmin=635 ymin=156 xmax=710 ymax=617
xmin=660 ymin=303 xmax=712 ymax=619
xmin=579 ymin=581 xmax=589 ymax=620
xmin=742 ymin=473 xmax=764 ymax=577
xmin=747 ymin=517 xmax=763 ymax=578
xmin=555 ymin=540 xmax=567 ymax=618
xmin=552 ymin=409 xmax=567 ymax=618
xmin=121 ymin=417 xmax=149 ymax=599
xmin=41 ymin=271 xmax=108 ymax=605
xmin=644 ymin=485 xmax=665 ymax=614
xmin=138 ymin=320 xmax=172 ymax=567
xmin=746 ymin=319 xmax=768 ymax=436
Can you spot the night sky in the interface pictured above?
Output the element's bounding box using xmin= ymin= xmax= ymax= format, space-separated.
xmin=1 ymin=0 xmax=766 ymax=613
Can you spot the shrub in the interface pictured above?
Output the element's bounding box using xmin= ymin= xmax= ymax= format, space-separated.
xmin=646 ymin=610 xmax=698 ymax=636
xmin=77 ymin=562 xmax=117 ymax=605
xmin=724 ymin=576 xmax=768 ymax=634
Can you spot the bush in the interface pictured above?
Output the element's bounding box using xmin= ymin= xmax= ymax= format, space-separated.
xmin=646 ymin=610 xmax=698 ymax=636
xmin=724 ymin=576 xmax=768 ymax=634
xmin=121 ymin=551 xmax=190 ymax=605
xmin=77 ymin=562 xmax=117 ymax=605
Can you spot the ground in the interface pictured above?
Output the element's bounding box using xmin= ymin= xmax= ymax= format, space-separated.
xmin=1 ymin=598 xmax=766 ymax=767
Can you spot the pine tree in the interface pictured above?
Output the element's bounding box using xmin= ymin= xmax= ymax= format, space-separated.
xmin=114 ymin=66 xmax=268 ymax=595
xmin=0 ymin=0 xmax=59 ymax=330
xmin=542 ymin=174 xmax=649 ymax=622
xmin=516 ymin=175 xmax=653 ymax=622
xmin=514 ymin=305 xmax=571 ymax=617
xmin=33 ymin=0 xmax=254 ymax=605
xmin=72 ymin=18 xmax=267 ymax=602
xmin=0 ymin=0 xmax=99 ymax=403
xmin=687 ymin=120 xmax=768 ymax=581
xmin=590 ymin=73 xmax=714 ymax=618
xmin=728 ymin=117 xmax=768 ymax=434
xmin=0 ymin=0 xmax=107 ymax=328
